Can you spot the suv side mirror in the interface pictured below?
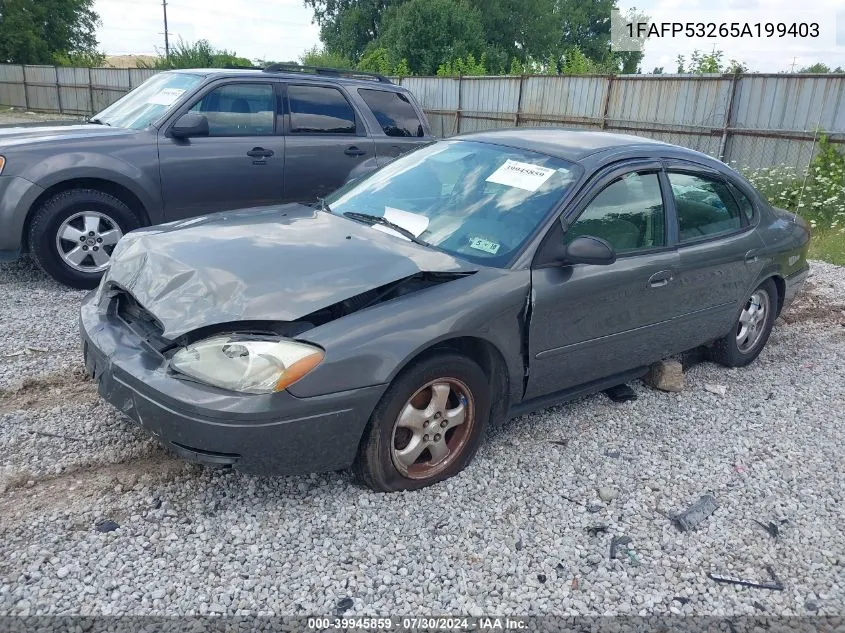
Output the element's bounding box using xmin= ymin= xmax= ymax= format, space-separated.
xmin=170 ymin=113 xmax=209 ymax=139
xmin=563 ymin=235 xmax=617 ymax=265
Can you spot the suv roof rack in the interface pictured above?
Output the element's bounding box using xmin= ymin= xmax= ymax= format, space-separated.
xmin=262 ymin=63 xmax=392 ymax=84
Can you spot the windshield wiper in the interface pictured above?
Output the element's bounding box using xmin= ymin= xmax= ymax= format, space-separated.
xmin=88 ymin=117 xmax=111 ymax=126
xmin=315 ymin=197 xmax=331 ymax=213
xmin=343 ymin=212 xmax=430 ymax=247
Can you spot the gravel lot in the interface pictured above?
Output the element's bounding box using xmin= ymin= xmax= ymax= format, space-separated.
xmin=0 ymin=256 xmax=843 ymax=617
xmin=0 ymin=109 xmax=83 ymax=126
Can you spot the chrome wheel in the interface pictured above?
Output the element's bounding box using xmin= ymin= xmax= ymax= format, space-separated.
xmin=737 ymin=290 xmax=770 ymax=353
xmin=391 ymin=378 xmax=474 ymax=479
xmin=55 ymin=211 xmax=123 ymax=273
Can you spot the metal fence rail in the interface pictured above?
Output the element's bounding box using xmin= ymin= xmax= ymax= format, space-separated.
xmin=1 ymin=64 xmax=843 ymax=171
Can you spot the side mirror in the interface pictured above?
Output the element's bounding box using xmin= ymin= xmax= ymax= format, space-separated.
xmin=170 ymin=113 xmax=209 ymax=139
xmin=563 ymin=235 xmax=617 ymax=265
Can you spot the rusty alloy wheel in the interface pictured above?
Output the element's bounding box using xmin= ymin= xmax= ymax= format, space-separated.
xmin=390 ymin=378 xmax=475 ymax=479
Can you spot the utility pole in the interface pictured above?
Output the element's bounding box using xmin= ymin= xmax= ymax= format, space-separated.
xmin=162 ymin=0 xmax=170 ymax=59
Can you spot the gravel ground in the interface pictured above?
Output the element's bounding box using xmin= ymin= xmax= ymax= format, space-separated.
xmin=0 ymin=256 xmax=843 ymax=617
xmin=0 ymin=109 xmax=83 ymax=126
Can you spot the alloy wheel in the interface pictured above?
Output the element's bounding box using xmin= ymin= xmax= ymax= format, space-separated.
xmin=55 ymin=211 xmax=123 ymax=273
xmin=390 ymin=378 xmax=475 ymax=479
xmin=736 ymin=289 xmax=770 ymax=353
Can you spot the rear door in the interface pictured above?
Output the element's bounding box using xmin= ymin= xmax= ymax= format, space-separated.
xmin=663 ymin=162 xmax=767 ymax=347
xmin=281 ymin=83 xmax=375 ymax=203
xmin=158 ymin=80 xmax=285 ymax=219
xmin=356 ymin=88 xmax=433 ymax=160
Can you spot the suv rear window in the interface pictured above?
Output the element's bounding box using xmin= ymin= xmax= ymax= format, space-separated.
xmin=358 ymin=89 xmax=424 ymax=137
xmin=287 ymin=85 xmax=356 ymax=134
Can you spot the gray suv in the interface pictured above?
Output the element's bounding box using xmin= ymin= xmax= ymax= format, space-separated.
xmin=0 ymin=65 xmax=433 ymax=287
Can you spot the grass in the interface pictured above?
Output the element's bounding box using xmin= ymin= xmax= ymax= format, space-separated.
xmin=809 ymin=230 xmax=845 ymax=266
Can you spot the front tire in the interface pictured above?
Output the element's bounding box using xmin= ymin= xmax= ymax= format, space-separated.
xmin=711 ymin=279 xmax=778 ymax=367
xmin=28 ymin=188 xmax=140 ymax=289
xmin=354 ymin=353 xmax=491 ymax=492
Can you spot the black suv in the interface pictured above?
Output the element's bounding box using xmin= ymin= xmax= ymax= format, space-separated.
xmin=0 ymin=64 xmax=434 ymax=287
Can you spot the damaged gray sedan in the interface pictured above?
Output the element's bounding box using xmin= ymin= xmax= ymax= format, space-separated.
xmin=80 ymin=129 xmax=810 ymax=491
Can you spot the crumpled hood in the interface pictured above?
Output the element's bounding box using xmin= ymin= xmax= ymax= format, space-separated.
xmin=102 ymin=204 xmax=476 ymax=338
xmin=0 ymin=124 xmax=135 ymax=149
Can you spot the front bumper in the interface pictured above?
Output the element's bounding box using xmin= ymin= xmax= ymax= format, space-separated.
xmin=0 ymin=175 xmax=45 ymax=256
xmin=80 ymin=292 xmax=386 ymax=475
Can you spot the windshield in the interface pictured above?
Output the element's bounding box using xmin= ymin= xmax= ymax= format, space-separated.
xmin=325 ymin=140 xmax=579 ymax=266
xmin=92 ymin=72 xmax=203 ymax=130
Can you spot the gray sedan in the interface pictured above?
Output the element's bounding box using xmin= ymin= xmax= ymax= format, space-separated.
xmin=80 ymin=129 xmax=810 ymax=491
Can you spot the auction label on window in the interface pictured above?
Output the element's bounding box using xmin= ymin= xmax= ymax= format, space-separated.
xmin=148 ymin=88 xmax=185 ymax=106
xmin=486 ymin=159 xmax=555 ymax=192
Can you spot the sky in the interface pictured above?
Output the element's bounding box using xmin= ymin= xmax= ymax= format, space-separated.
xmin=93 ymin=0 xmax=320 ymax=62
xmin=93 ymin=0 xmax=845 ymax=73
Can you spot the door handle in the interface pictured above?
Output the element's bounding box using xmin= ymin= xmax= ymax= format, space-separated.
xmin=745 ymin=249 xmax=760 ymax=264
xmin=247 ymin=147 xmax=274 ymax=158
xmin=648 ymin=270 xmax=673 ymax=288
xmin=344 ymin=146 xmax=366 ymax=157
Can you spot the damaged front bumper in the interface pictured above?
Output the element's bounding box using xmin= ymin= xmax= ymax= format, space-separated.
xmin=79 ymin=291 xmax=386 ymax=475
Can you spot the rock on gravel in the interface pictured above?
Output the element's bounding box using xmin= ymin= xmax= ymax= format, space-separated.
xmin=1 ymin=256 xmax=844 ymax=616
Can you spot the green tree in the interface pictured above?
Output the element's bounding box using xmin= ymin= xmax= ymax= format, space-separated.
xmin=0 ymin=0 xmax=100 ymax=64
xmin=379 ymin=0 xmax=485 ymax=75
xmin=798 ymin=62 xmax=843 ymax=73
xmin=676 ymin=49 xmax=748 ymax=74
xmin=304 ymin=0 xmax=401 ymax=63
xmin=300 ymin=45 xmax=355 ymax=69
xmin=140 ymin=39 xmax=252 ymax=70
xmin=467 ymin=0 xmax=559 ymax=65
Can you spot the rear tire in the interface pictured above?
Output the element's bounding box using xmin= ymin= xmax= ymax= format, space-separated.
xmin=710 ymin=279 xmax=778 ymax=367
xmin=28 ymin=188 xmax=140 ymax=289
xmin=354 ymin=353 xmax=491 ymax=492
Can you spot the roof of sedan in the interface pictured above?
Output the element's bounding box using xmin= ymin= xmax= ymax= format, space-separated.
xmin=458 ymin=128 xmax=672 ymax=161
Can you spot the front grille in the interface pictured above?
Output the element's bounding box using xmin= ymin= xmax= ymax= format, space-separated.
xmin=114 ymin=291 xmax=175 ymax=354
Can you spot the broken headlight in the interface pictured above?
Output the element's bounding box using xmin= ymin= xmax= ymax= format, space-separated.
xmin=170 ymin=335 xmax=324 ymax=394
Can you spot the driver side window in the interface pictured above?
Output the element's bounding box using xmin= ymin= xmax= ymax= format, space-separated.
xmin=565 ymin=171 xmax=665 ymax=254
xmin=188 ymin=83 xmax=275 ymax=137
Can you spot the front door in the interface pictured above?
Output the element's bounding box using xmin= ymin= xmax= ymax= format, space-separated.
xmin=527 ymin=167 xmax=685 ymax=399
xmin=281 ymin=83 xmax=375 ymax=203
xmin=158 ymin=81 xmax=285 ymax=220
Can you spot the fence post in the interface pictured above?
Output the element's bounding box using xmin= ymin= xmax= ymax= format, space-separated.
xmin=21 ymin=65 xmax=28 ymax=110
xmin=126 ymin=67 xmax=131 ymax=90
xmin=88 ymin=67 xmax=95 ymax=115
xmin=452 ymin=74 xmax=463 ymax=136
xmin=55 ymin=66 xmax=64 ymax=114
xmin=718 ymin=73 xmax=740 ymax=162
xmin=600 ymin=75 xmax=614 ymax=129
xmin=513 ymin=74 xmax=525 ymax=127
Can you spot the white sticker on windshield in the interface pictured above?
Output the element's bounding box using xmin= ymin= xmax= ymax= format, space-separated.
xmin=148 ymin=88 xmax=185 ymax=106
xmin=486 ymin=159 xmax=555 ymax=192
xmin=469 ymin=237 xmax=501 ymax=255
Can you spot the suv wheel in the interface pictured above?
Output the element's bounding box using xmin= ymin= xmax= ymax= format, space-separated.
xmin=28 ymin=188 xmax=141 ymax=289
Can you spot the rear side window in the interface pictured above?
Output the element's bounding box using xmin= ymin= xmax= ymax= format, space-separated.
xmin=728 ymin=182 xmax=755 ymax=222
xmin=287 ymin=85 xmax=356 ymax=134
xmin=358 ymin=89 xmax=424 ymax=137
xmin=668 ymin=172 xmax=742 ymax=242
xmin=189 ymin=83 xmax=275 ymax=136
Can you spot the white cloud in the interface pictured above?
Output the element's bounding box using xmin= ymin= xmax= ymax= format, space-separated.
xmin=94 ymin=0 xmax=321 ymax=62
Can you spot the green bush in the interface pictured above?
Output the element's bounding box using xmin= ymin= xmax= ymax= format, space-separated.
xmin=741 ymin=136 xmax=845 ymax=234
xmin=140 ymin=39 xmax=252 ymax=70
